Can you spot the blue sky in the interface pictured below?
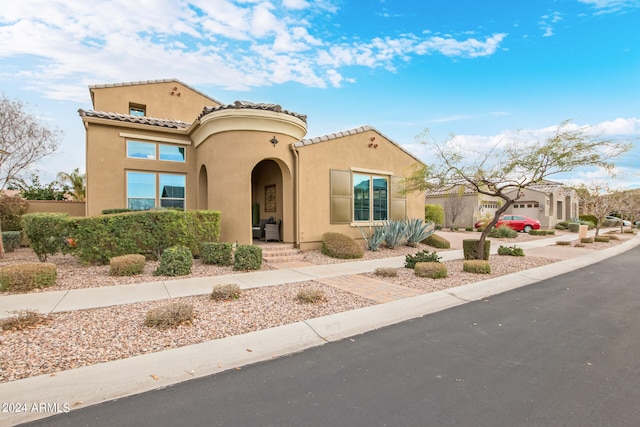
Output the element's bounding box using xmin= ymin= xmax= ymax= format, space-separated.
xmin=1 ymin=0 xmax=639 ymax=188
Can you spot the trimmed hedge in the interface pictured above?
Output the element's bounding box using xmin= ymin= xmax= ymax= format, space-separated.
xmin=497 ymin=245 xmax=525 ymax=256
xmin=580 ymin=237 xmax=594 ymax=244
xmin=21 ymin=213 xmax=70 ymax=262
xmin=234 ymin=245 xmax=262 ymax=271
xmin=414 ymin=262 xmax=447 ymax=279
xmin=2 ymin=231 xmax=22 ymax=253
xmin=528 ymin=229 xmax=555 ymax=236
xmin=201 ymin=242 xmax=233 ymax=266
xmin=463 ymin=260 xmax=491 ymax=274
xmin=463 ymin=239 xmax=491 ymax=260
xmin=594 ymin=236 xmax=610 ymax=243
xmin=0 ymin=262 xmax=57 ymax=292
xmin=321 ymin=232 xmax=363 ymax=259
xmin=154 ymin=246 xmax=193 ymax=276
xmin=579 ymin=214 xmax=598 ymax=226
xmin=101 ymin=208 xmax=132 ymax=215
xmin=110 ymin=254 xmax=146 ymax=276
xmin=421 ymin=234 xmax=451 ymax=249
xmin=568 ymin=223 xmax=580 ymax=233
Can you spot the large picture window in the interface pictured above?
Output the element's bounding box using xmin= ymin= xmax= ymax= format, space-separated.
xmin=127 ymin=172 xmax=185 ymax=210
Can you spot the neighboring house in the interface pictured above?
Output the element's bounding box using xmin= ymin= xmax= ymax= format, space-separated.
xmin=425 ymin=181 xmax=579 ymax=229
xmin=79 ymin=79 xmax=425 ymax=250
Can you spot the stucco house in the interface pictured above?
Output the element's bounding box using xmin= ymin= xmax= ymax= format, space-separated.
xmin=425 ymin=181 xmax=579 ymax=229
xmin=79 ymin=79 xmax=425 ymax=250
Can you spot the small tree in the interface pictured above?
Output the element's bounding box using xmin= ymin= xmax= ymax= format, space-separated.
xmin=444 ymin=187 xmax=467 ymax=230
xmin=8 ymin=174 xmax=69 ymax=200
xmin=403 ymin=121 xmax=631 ymax=259
xmin=56 ymin=168 xmax=86 ymax=201
xmin=0 ymin=95 xmax=61 ymax=190
xmin=575 ymin=183 xmax=624 ymax=236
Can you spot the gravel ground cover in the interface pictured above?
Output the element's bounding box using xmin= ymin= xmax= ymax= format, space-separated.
xmin=0 ymin=231 xmax=631 ymax=383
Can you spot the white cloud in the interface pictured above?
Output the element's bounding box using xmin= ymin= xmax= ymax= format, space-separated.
xmin=0 ymin=0 xmax=509 ymax=101
xmin=577 ymin=0 xmax=640 ymax=13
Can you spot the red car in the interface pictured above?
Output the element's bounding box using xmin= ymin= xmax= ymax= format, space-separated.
xmin=495 ymin=215 xmax=540 ymax=233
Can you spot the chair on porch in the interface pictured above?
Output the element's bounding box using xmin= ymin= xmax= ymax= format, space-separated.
xmin=264 ymin=219 xmax=281 ymax=242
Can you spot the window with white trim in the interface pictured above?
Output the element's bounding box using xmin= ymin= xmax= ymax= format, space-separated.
xmin=127 ymin=171 xmax=185 ymax=210
xmin=127 ymin=140 xmax=186 ymax=163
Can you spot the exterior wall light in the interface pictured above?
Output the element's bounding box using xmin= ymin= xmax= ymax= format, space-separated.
xmin=270 ymin=136 xmax=279 ymax=147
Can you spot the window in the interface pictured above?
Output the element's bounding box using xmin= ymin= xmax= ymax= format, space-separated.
xmin=481 ymin=202 xmax=498 ymax=209
xmin=129 ymin=103 xmax=146 ymax=116
xmin=127 ymin=141 xmax=156 ymax=159
xmin=353 ymin=174 xmax=388 ymax=222
xmin=127 ymin=172 xmax=185 ymax=210
xmin=127 ymin=140 xmax=186 ymax=162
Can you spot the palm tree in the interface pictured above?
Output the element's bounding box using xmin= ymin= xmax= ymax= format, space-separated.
xmin=56 ymin=168 xmax=86 ymax=201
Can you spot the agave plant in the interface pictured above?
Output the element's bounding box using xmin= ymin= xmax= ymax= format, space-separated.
xmin=384 ymin=220 xmax=408 ymax=249
xmin=358 ymin=224 xmax=386 ymax=251
xmin=406 ymin=218 xmax=434 ymax=247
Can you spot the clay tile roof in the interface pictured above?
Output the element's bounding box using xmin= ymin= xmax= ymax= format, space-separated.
xmin=198 ymin=101 xmax=307 ymax=123
xmin=78 ymin=109 xmax=191 ymax=129
xmin=425 ymin=186 xmax=478 ymax=197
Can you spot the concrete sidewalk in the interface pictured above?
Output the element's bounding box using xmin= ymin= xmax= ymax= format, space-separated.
xmin=1 ymin=231 xmax=638 ymax=426
xmin=0 ymin=232 xmax=578 ymax=319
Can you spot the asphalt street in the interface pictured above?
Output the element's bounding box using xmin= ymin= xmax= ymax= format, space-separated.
xmin=22 ymin=245 xmax=640 ymax=427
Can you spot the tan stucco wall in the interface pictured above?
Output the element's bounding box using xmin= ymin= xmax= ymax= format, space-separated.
xmin=296 ymin=129 xmax=424 ymax=249
xmin=90 ymin=81 xmax=218 ymax=121
xmin=84 ymin=121 xmax=195 ymax=216
xmin=26 ymin=200 xmax=86 ymax=217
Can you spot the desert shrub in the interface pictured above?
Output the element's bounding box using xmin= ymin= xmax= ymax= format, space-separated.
xmin=405 ymin=249 xmax=441 ymax=269
xmin=414 ymin=262 xmax=448 ymax=279
xmin=101 ymin=208 xmax=132 ymax=215
xmin=234 ymin=245 xmax=262 ymax=270
xmin=0 ymin=310 xmax=47 ymax=331
xmin=580 ymin=237 xmax=594 ymax=244
xmin=463 ymin=239 xmax=491 ymax=260
xmin=2 ymin=231 xmax=22 ymax=252
xmin=358 ymin=225 xmax=385 ymax=251
xmin=594 ymin=236 xmax=610 ymax=243
xmin=384 ymin=220 xmax=408 ymax=249
xmin=579 ymin=214 xmax=598 ymax=226
xmin=602 ymin=218 xmax=620 ymax=228
xmin=405 ymin=218 xmax=433 ymax=247
xmin=567 ymin=223 xmax=580 ymax=233
xmin=555 ymin=224 xmax=566 ymax=230
xmin=374 ymin=267 xmax=398 ymax=277
xmin=528 ymin=229 xmax=555 ymax=236
xmin=579 ymin=220 xmax=595 ymax=230
xmin=497 ymin=245 xmax=525 ymax=256
xmin=154 ymin=246 xmax=193 ymax=276
xmin=210 ymin=284 xmax=242 ymax=301
xmin=321 ymin=232 xmax=363 ymax=259
xmin=145 ymin=302 xmax=194 ymax=329
xmin=421 ymin=234 xmax=451 ymax=249
xmin=463 ymin=260 xmax=491 ymax=274
xmin=0 ymin=263 xmax=57 ymax=292
xmin=424 ymin=204 xmax=444 ymax=227
xmin=488 ymin=225 xmax=517 ymax=238
xmin=476 ymin=226 xmax=485 ymax=232
xmin=110 ymin=254 xmax=146 ymax=276
xmin=21 ymin=213 xmax=70 ymax=262
xmin=556 ymin=240 xmax=572 ymax=246
xmin=465 ymin=227 xmax=473 ymax=232
xmin=296 ymin=288 xmax=326 ymax=304
xmin=624 ymin=229 xmax=636 ymax=234
xmin=201 ymin=242 xmax=233 ymax=266
xmin=607 ymin=234 xmax=620 ymax=240
xmin=0 ymin=194 xmax=29 ymax=231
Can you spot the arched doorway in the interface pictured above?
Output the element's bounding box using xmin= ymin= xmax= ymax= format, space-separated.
xmin=251 ymin=159 xmax=284 ymax=242
xmin=198 ymin=165 xmax=208 ymax=210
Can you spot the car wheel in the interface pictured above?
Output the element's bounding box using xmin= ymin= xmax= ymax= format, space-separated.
xmin=523 ymin=225 xmax=532 ymax=233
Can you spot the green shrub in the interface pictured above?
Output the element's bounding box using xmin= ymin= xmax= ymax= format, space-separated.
xmin=201 ymin=242 xmax=233 ymax=266
xmin=2 ymin=231 xmax=22 ymax=252
xmin=488 ymin=225 xmax=517 ymax=238
xmin=580 ymin=237 xmax=594 ymax=244
xmin=234 ymin=245 xmax=262 ymax=271
xmin=476 ymin=226 xmax=485 ymax=232
xmin=594 ymin=236 xmax=610 ymax=243
xmin=321 ymin=232 xmax=363 ymax=259
xmin=555 ymin=224 xmax=567 ymax=230
xmin=607 ymin=234 xmax=620 ymax=240
xmin=465 ymin=227 xmax=473 ymax=232
xmin=528 ymin=229 xmax=555 ymax=236
xmin=21 ymin=213 xmax=69 ymax=262
xmin=0 ymin=194 xmax=28 ymax=231
xmin=568 ymin=223 xmax=580 ymax=233
xmin=154 ymin=246 xmax=193 ymax=276
xmin=463 ymin=239 xmax=491 ymax=260
xmin=0 ymin=310 xmax=46 ymax=331
xmin=497 ymin=245 xmax=525 ymax=256
xmin=602 ymin=218 xmax=620 ymax=228
xmin=580 ymin=220 xmax=595 ymax=229
xmin=210 ymin=284 xmax=242 ymax=301
xmin=101 ymin=208 xmax=132 ymax=215
xmin=374 ymin=267 xmax=398 ymax=277
xmin=145 ymin=302 xmax=194 ymax=329
xmin=579 ymin=214 xmax=598 ymax=226
xmin=421 ymin=234 xmax=451 ymax=249
xmin=0 ymin=262 xmax=57 ymax=292
xmin=463 ymin=260 xmax=491 ymax=274
xmin=405 ymin=249 xmax=441 ymax=268
xmin=424 ymin=204 xmax=444 ymax=226
xmin=110 ymin=254 xmax=146 ymax=276
xmin=414 ymin=262 xmax=447 ymax=279
xmin=556 ymin=221 xmax=569 ymax=229
xmin=296 ymin=288 xmax=326 ymax=304
xmin=556 ymin=240 xmax=572 ymax=246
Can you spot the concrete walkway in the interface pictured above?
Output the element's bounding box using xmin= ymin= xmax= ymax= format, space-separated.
xmin=1 ymin=231 xmax=639 ymax=426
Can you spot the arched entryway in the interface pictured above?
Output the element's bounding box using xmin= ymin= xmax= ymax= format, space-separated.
xmin=251 ymin=159 xmax=284 ymax=242
xmin=198 ymin=165 xmax=208 ymax=209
